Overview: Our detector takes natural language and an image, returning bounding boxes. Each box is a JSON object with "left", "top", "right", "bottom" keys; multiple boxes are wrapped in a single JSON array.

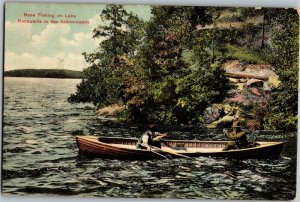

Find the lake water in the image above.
[{"left": 2, "top": 77, "right": 297, "bottom": 200}]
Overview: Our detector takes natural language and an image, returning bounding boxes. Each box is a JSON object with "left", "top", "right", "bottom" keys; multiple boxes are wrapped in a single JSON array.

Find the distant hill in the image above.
[{"left": 4, "top": 69, "right": 84, "bottom": 79}]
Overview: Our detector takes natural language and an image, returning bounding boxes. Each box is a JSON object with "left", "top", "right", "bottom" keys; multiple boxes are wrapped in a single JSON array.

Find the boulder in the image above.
[
  {"left": 246, "top": 79, "right": 264, "bottom": 87},
  {"left": 205, "top": 104, "right": 242, "bottom": 128},
  {"left": 249, "top": 87, "right": 261, "bottom": 96},
  {"left": 95, "top": 104, "right": 125, "bottom": 117},
  {"left": 207, "top": 115, "right": 235, "bottom": 128},
  {"left": 227, "top": 95, "right": 248, "bottom": 105}
]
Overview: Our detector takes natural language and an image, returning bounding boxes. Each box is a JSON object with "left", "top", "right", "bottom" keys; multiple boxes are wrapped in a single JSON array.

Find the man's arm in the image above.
[{"left": 152, "top": 132, "right": 168, "bottom": 141}]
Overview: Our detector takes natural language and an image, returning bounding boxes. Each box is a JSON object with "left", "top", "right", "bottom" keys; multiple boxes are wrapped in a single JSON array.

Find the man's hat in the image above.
[
  {"left": 148, "top": 124, "right": 156, "bottom": 129},
  {"left": 147, "top": 124, "right": 158, "bottom": 132}
]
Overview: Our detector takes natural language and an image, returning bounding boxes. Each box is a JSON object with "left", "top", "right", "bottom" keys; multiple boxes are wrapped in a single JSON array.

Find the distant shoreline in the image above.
[
  {"left": 4, "top": 76, "right": 83, "bottom": 80},
  {"left": 4, "top": 69, "right": 84, "bottom": 79}
]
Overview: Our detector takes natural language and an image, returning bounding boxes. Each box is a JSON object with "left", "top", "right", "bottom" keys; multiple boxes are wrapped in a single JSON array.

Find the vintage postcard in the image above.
[{"left": 2, "top": 2, "right": 298, "bottom": 200}]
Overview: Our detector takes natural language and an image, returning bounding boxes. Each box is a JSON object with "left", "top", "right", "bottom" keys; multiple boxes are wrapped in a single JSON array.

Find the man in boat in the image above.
[
  {"left": 222, "top": 121, "right": 249, "bottom": 151},
  {"left": 136, "top": 124, "right": 168, "bottom": 150}
]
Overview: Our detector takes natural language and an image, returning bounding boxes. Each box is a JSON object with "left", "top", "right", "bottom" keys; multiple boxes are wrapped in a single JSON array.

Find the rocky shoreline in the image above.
[
  {"left": 95, "top": 60, "right": 280, "bottom": 130},
  {"left": 205, "top": 60, "right": 279, "bottom": 129}
]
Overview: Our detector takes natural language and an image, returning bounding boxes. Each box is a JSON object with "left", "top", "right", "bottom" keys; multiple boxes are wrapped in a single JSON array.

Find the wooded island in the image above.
[{"left": 67, "top": 6, "right": 298, "bottom": 131}]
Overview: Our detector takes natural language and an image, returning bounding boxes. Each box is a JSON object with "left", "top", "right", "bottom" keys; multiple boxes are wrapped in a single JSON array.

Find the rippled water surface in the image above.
[{"left": 2, "top": 77, "right": 297, "bottom": 200}]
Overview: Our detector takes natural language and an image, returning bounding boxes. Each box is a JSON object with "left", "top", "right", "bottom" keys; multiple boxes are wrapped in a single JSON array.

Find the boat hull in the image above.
[
  {"left": 76, "top": 136, "right": 283, "bottom": 160},
  {"left": 76, "top": 136, "right": 160, "bottom": 160}
]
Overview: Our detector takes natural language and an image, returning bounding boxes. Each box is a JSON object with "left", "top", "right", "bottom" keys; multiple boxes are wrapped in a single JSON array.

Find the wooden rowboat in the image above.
[{"left": 76, "top": 136, "right": 283, "bottom": 160}]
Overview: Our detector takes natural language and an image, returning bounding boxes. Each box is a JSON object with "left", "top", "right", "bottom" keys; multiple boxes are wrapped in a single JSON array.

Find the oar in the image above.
[
  {"left": 151, "top": 133, "right": 191, "bottom": 159},
  {"left": 162, "top": 147, "right": 192, "bottom": 159},
  {"left": 151, "top": 146, "right": 191, "bottom": 159},
  {"left": 149, "top": 149, "right": 170, "bottom": 159}
]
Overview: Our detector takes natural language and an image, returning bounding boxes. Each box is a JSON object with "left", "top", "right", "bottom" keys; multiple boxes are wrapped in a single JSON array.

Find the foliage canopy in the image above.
[{"left": 69, "top": 6, "right": 298, "bottom": 130}]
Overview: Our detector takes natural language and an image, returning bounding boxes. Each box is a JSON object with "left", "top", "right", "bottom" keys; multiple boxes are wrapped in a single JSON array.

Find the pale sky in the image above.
[{"left": 4, "top": 2, "right": 152, "bottom": 71}]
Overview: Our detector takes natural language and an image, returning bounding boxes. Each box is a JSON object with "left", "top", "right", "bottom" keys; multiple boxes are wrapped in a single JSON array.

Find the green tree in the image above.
[
  {"left": 69, "top": 6, "right": 234, "bottom": 125},
  {"left": 69, "top": 5, "right": 144, "bottom": 107},
  {"left": 264, "top": 9, "right": 299, "bottom": 130},
  {"left": 91, "top": 5, "right": 130, "bottom": 68},
  {"left": 239, "top": 7, "right": 271, "bottom": 50},
  {"left": 129, "top": 6, "right": 231, "bottom": 124}
]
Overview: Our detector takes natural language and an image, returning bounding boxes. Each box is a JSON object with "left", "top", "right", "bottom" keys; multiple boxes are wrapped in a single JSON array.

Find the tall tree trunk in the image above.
[
  {"left": 261, "top": 9, "right": 265, "bottom": 49},
  {"left": 211, "top": 20, "right": 215, "bottom": 63}
]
